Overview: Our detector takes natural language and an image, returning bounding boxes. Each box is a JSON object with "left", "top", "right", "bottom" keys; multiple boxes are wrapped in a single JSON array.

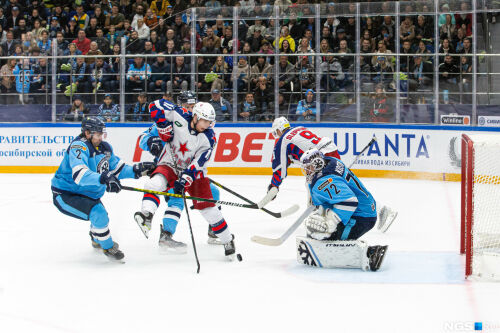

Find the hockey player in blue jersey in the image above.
[
  {"left": 296, "top": 148, "right": 388, "bottom": 271},
  {"left": 51, "top": 116, "right": 155, "bottom": 261},
  {"left": 134, "top": 91, "right": 224, "bottom": 252}
]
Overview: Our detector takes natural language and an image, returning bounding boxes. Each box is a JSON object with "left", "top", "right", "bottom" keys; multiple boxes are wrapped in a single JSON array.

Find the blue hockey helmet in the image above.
[{"left": 81, "top": 116, "right": 106, "bottom": 134}]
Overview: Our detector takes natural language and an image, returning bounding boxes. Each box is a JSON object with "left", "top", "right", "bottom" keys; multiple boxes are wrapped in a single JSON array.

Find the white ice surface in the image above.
[{"left": 1, "top": 174, "right": 499, "bottom": 333}]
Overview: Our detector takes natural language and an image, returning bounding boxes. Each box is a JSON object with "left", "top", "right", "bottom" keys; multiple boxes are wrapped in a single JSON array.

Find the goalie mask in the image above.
[{"left": 300, "top": 149, "right": 326, "bottom": 183}]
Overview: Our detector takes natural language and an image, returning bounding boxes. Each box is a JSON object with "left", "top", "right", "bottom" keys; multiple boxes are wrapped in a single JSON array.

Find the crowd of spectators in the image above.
[{"left": 0, "top": 0, "right": 482, "bottom": 122}]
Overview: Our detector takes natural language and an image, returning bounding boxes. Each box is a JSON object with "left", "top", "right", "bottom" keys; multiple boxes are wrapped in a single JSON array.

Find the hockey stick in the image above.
[
  {"left": 182, "top": 190, "right": 200, "bottom": 274},
  {"left": 348, "top": 136, "right": 377, "bottom": 169},
  {"left": 122, "top": 185, "right": 259, "bottom": 209},
  {"left": 208, "top": 178, "right": 299, "bottom": 218},
  {"left": 251, "top": 206, "right": 316, "bottom": 246}
]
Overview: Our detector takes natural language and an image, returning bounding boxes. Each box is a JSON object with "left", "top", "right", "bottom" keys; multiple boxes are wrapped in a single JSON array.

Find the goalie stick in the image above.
[
  {"left": 209, "top": 178, "right": 299, "bottom": 218},
  {"left": 251, "top": 206, "right": 316, "bottom": 246}
]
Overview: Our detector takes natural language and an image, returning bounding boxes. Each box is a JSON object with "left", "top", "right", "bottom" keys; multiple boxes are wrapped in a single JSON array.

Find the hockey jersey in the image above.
[
  {"left": 149, "top": 99, "right": 216, "bottom": 180},
  {"left": 309, "top": 157, "right": 377, "bottom": 225},
  {"left": 270, "top": 126, "right": 339, "bottom": 188},
  {"left": 51, "top": 135, "right": 135, "bottom": 199}
]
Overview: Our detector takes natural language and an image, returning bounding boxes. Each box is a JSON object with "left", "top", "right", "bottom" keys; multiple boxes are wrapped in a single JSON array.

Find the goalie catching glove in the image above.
[{"left": 304, "top": 207, "right": 341, "bottom": 241}]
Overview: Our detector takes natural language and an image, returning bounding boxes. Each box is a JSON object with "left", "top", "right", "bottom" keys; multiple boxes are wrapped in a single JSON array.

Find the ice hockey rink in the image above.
[{"left": 1, "top": 173, "right": 499, "bottom": 333}]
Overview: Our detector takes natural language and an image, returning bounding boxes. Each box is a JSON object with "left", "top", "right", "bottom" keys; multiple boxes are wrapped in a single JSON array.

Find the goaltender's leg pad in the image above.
[{"left": 296, "top": 236, "right": 370, "bottom": 271}]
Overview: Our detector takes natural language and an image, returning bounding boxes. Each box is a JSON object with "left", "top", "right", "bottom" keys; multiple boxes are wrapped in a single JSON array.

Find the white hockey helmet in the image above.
[
  {"left": 271, "top": 117, "right": 290, "bottom": 138},
  {"left": 193, "top": 102, "right": 216, "bottom": 123},
  {"left": 300, "top": 148, "right": 326, "bottom": 183}
]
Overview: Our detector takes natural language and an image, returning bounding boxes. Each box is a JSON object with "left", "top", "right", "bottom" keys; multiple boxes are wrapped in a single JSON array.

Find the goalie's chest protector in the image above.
[{"left": 169, "top": 111, "right": 208, "bottom": 168}]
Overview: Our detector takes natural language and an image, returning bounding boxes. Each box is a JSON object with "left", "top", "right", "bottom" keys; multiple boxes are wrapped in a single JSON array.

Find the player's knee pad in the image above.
[
  {"left": 144, "top": 173, "right": 167, "bottom": 192},
  {"left": 209, "top": 183, "right": 220, "bottom": 201},
  {"left": 200, "top": 206, "right": 224, "bottom": 224},
  {"left": 89, "top": 203, "right": 109, "bottom": 229}
]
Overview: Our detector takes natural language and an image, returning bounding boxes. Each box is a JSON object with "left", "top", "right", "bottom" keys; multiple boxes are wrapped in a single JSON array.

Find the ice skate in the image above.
[
  {"left": 223, "top": 234, "right": 236, "bottom": 260},
  {"left": 134, "top": 211, "right": 153, "bottom": 239},
  {"left": 89, "top": 231, "right": 100, "bottom": 249},
  {"left": 367, "top": 245, "right": 388, "bottom": 271},
  {"left": 377, "top": 206, "right": 398, "bottom": 233},
  {"left": 207, "top": 225, "right": 222, "bottom": 245},
  {"left": 158, "top": 225, "right": 187, "bottom": 254},
  {"left": 102, "top": 242, "right": 125, "bottom": 262}
]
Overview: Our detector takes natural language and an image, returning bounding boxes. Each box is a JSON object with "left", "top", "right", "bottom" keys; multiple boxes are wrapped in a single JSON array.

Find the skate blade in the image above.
[
  {"left": 207, "top": 238, "right": 222, "bottom": 245},
  {"left": 379, "top": 212, "right": 398, "bottom": 233},
  {"left": 159, "top": 245, "right": 188, "bottom": 255},
  {"left": 134, "top": 216, "right": 150, "bottom": 239}
]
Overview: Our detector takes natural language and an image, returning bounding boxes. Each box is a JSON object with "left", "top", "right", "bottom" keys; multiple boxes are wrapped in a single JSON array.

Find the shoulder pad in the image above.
[
  {"left": 322, "top": 157, "right": 345, "bottom": 177},
  {"left": 174, "top": 105, "right": 193, "bottom": 122},
  {"left": 203, "top": 128, "right": 217, "bottom": 148}
]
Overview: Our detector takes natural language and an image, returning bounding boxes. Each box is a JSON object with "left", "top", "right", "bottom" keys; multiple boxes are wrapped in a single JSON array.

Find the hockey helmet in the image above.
[
  {"left": 177, "top": 90, "right": 197, "bottom": 105},
  {"left": 193, "top": 102, "right": 216, "bottom": 123},
  {"left": 300, "top": 148, "right": 326, "bottom": 183},
  {"left": 271, "top": 117, "right": 290, "bottom": 138},
  {"left": 81, "top": 116, "right": 106, "bottom": 134}
]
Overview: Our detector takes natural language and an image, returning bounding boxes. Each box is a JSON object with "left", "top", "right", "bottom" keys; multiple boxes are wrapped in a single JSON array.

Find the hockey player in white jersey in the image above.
[
  {"left": 257, "top": 117, "right": 398, "bottom": 232},
  {"left": 134, "top": 99, "right": 236, "bottom": 258},
  {"left": 257, "top": 117, "right": 340, "bottom": 208}
]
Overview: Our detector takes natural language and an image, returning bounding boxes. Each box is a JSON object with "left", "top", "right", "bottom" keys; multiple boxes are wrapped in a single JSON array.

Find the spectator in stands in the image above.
[
  {"left": 126, "top": 30, "right": 145, "bottom": 54},
  {"left": 277, "top": 55, "right": 295, "bottom": 93},
  {"left": 372, "top": 39, "right": 394, "bottom": 67},
  {"left": 13, "top": 18, "right": 29, "bottom": 40},
  {"left": 459, "top": 55, "right": 473, "bottom": 103},
  {"left": 203, "top": 27, "right": 221, "bottom": 49},
  {"left": 380, "top": 16, "right": 395, "bottom": 42},
  {"left": 456, "top": 2, "right": 472, "bottom": 36},
  {"left": 167, "top": 56, "right": 190, "bottom": 94},
  {"left": 131, "top": 4, "right": 145, "bottom": 27},
  {"left": 73, "top": 30, "right": 91, "bottom": 55},
  {"left": 0, "top": 58, "right": 17, "bottom": 104},
  {"left": 108, "top": 44, "right": 122, "bottom": 76},
  {"left": 221, "top": 26, "right": 239, "bottom": 53},
  {"left": 90, "top": 57, "right": 116, "bottom": 93},
  {"left": 296, "top": 89, "right": 316, "bottom": 121},
  {"left": 335, "top": 39, "right": 353, "bottom": 71},
  {"left": 399, "top": 17, "right": 415, "bottom": 47},
  {"left": 439, "top": 54, "right": 459, "bottom": 92},
  {"left": 250, "top": 55, "right": 273, "bottom": 89},
  {"left": 52, "top": 6, "right": 68, "bottom": 28},
  {"left": 415, "top": 15, "right": 433, "bottom": 45},
  {"left": 274, "top": 26, "right": 296, "bottom": 53},
  {"left": 200, "top": 37, "right": 221, "bottom": 68},
  {"left": 440, "top": 14, "right": 456, "bottom": 40},
  {"left": 93, "top": 6, "right": 107, "bottom": 29},
  {"left": 408, "top": 55, "right": 433, "bottom": 102},
  {"left": 460, "top": 37, "right": 472, "bottom": 54},
  {"left": 363, "top": 83, "right": 393, "bottom": 123},
  {"left": 128, "top": 92, "right": 149, "bottom": 121},
  {"left": 64, "top": 96, "right": 89, "bottom": 122},
  {"left": 72, "top": 56, "right": 91, "bottom": 97},
  {"left": 296, "top": 56, "right": 314, "bottom": 92},
  {"left": 320, "top": 55, "right": 344, "bottom": 92},
  {"left": 6, "top": 6, "right": 21, "bottom": 30},
  {"left": 126, "top": 57, "right": 151, "bottom": 93},
  {"left": 149, "top": 54, "right": 169, "bottom": 93},
  {"left": 95, "top": 28, "right": 110, "bottom": 55},
  {"left": 98, "top": 94, "right": 120, "bottom": 122},
  {"left": 400, "top": 40, "right": 414, "bottom": 73},
  {"left": 0, "top": 9, "right": 6, "bottom": 33},
  {"left": 144, "top": 8, "right": 158, "bottom": 29},
  {"left": 65, "top": 18, "right": 80, "bottom": 40},
  {"left": 209, "top": 55, "right": 231, "bottom": 92},
  {"left": 247, "top": 27, "right": 264, "bottom": 53},
  {"left": 372, "top": 56, "right": 394, "bottom": 90},
  {"left": 73, "top": 5, "right": 90, "bottom": 30},
  {"left": 232, "top": 56, "right": 251, "bottom": 92},
  {"left": 453, "top": 28, "right": 466, "bottom": 53},
  {"left": 253, "top": 76, "right": 273, "bottom": 121},
  {"left": 133, "top": 18, "right": 150, "bottom": 40},
  {"left": 238, "top": 92, "right": 257, "bottom": 121},
  {"left": 173, "top": 14, "right": 189, "bottom": 41},
  {"left": 131, "top": 0, "right": 149, "bottom": 14},
  {"left": 416, "top": 40, "right": 432, "bottom": 63},
  {"left": 106, "top": 26, "right": 119, "bottom": 49},
  {"left": 48, "top": 17, "right": 62, "bottom": 39},
  {"left": 209, "top": 89, "right": 232, "bottom": 122},
  {"left": 37, "top": 30, "right": 51, "bottom": 55},
  {"left": 85, "top": 17, "right": 99, "bottom": 39},
  {"left": 438, "top": 3, "right": 456, "bottom": 27},
  {"left": 150, "top": 0, "right": 171, "bottom": 17},
  {"left": 105, "top": 4, "right": 125, "bottom": 32},
  {"left": 320, "top": 25, "right": 335, "bottom": 50},
  {"left": 277, "top": 92, "right": 290, "bottom": 116},
  {"left": 86, "top": 41, "right": 103, "bottom": 65},
  {"left": 247, "top": 18, "right": 267, "bottom": 39}
]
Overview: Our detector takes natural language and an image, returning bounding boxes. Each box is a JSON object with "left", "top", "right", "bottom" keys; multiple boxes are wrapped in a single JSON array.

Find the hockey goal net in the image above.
[{"left": 461, "top": 134, "right": 500, "bottom": 280}]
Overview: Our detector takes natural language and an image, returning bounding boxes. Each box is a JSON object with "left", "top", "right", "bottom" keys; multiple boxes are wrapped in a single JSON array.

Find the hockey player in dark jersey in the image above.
[{"left": 51, "top": 116, "right": 155, "bottom": 261}]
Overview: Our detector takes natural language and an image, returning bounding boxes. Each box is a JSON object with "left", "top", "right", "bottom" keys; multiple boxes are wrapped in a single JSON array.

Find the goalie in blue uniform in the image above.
[
  {"left": 51, "top": 116, "right": 155, "bottom": 261},
  {"left": 296, "top": 149, "right": 388, "bottom": 271}
]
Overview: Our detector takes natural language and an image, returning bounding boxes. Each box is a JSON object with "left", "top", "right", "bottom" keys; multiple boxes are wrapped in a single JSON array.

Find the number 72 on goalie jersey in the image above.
[{"left": 308, "top": 157, "right": 377, "bottom": 224}]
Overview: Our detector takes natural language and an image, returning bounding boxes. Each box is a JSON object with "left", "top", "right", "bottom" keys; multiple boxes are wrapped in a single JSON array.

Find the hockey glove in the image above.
[
  {"left": 174, "top": 173, "right": 193, "bottom": 194},
  {"left": 99, "top": 171, "right": 122, "bottom": 193},
  {"left": 157, "top": 121, "right": 174, "bottom": 142},
  {"left": 133, "top": 162, "right": 156, "bottom": 178},
  {"left": 257, "top": 184, "right": 279, "bottom": 209},
  {"left": 147, "top": 136, "right": 164, "bottom": 157}
]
